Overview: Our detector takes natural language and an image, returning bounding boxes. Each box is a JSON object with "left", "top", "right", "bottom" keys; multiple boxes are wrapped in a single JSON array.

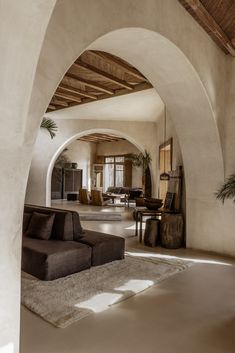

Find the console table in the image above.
[{"left": 135, "top": 207, "right": 163, "bottom": 243}]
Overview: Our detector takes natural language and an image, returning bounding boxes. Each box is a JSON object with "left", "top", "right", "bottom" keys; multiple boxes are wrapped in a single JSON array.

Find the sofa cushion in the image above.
[
  {"left": 78, "top": 230, "right": 125, "bottom": 266},
  {"left": 23, "top": 212, "right": 32, "bottom": 233},
  {"left": 22, "top": 238, "right": 92, "bottom": 280},
  {"left": 25, "top": 212, "right": 55, "bottom": 240},
  {"left": 24, "top": 205, "right": 76, "bottom": 241},
  {"left": 72, "top": 212, "right": 85, "bottom": 240}
]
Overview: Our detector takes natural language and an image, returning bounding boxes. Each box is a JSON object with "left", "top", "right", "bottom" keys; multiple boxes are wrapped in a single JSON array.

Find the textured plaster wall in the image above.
[
  {"left": 64, "top": 140, "right": 96, "bottom": 189},
  {"left": 0, "top": 1, "right": 56, "bottom": 352},
  {"left": 224, "top": 59, "right": 235, "bottom": 176},
  {"left": 26, "top": 120, "right": 158, "bottom": 206}
]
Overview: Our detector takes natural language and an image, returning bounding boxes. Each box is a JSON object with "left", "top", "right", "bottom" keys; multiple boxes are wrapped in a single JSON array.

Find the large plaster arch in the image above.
[
  {"left": 46, "top": 128, "right": 150, "bottom": 206},
  {"left": 28, "top": 15, "right": 226, "bottom": 252}
]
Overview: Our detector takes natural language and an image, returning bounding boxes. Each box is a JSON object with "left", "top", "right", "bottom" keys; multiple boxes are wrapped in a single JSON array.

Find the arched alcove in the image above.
[
  {"left": 27, "top": 22, "right": 225, "bottom": 252},
  {"left": 46, "top": 128, "right": 151, "bottom": 206}
]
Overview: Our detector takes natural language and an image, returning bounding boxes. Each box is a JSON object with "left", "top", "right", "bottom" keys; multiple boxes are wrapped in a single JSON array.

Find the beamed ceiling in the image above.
[
  {"left": 178, "top": 0, "right": 235, "bottom": 56},
  {"left": 77, "top": 133, "right": 126, "bottom": 144},
  {"left": 47, "top": 50, "right": 152, "bottom": 112},
  {"left": 47, "top": 1, "right": 234, "bottom": 113}
]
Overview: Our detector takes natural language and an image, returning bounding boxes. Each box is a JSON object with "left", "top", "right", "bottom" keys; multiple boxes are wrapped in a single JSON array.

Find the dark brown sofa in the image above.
[{"left": 22, "top": 204, "right": 125, "bottom": 280}]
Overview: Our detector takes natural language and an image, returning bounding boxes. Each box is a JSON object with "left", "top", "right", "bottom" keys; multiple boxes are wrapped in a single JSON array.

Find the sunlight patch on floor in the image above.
[
  {"left": 126, "top": 251, "right": 232, "bottom": 266},
  {"left": 75, "top": 292, "right": 123, "bottom": 313},
  {"left": 115, "top": 279, "right": 154, "bottom": 293}
]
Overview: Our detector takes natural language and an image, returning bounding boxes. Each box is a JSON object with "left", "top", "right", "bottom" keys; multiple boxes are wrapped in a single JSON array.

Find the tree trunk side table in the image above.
[{"left": 160, "top": 213, "right": 184, "bottom": 248}]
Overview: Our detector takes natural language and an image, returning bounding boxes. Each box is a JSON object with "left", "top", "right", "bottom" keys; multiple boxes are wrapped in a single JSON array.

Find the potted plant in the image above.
[
  {"left": 216, "top": 174, "right": 235, "bottom": 203},
  {"left": 127, "top": 149, "right": 152, "bottom": 197}
]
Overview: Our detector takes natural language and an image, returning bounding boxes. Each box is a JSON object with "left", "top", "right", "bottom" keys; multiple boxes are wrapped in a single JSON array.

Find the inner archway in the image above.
[{"left": 46, "top": 128, "right": 152, "bottom": 206}]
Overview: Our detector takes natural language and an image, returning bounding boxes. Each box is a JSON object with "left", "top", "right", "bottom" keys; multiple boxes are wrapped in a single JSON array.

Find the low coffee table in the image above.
[{"left": 104, "top": 193, "right": 127, "bottom": 204}]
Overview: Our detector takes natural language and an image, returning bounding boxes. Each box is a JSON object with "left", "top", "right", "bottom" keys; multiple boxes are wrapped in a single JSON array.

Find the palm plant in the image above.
[
  {"left": 127, "top": 149, "right": 152, "bottom": 195},
  {"left": 40, "top": 117, "right": 58, "bottom": 139},
  {"left": 215, "top": 174, "right": 235, "bottom": 203}
]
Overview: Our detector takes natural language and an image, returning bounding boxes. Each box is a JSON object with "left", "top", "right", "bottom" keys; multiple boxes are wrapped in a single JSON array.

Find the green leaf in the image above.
[
  {"left": 40, "top": 117, "right": 58, "bottom": 139},
  {"left": 215, "top": 174, "right": 235, "bottom": 204}
]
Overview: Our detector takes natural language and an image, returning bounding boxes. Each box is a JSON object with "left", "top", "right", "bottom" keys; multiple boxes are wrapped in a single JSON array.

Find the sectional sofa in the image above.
[{"left": 22, "top": 204, "right": 125, "bottom": 281}]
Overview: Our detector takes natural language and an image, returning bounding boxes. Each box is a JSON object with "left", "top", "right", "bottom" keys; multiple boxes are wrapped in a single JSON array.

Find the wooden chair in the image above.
[
  {"left": 79, "top": 188, "right": 90, "bottom": 204},
  {"left": 91, "top": 189, "right": 111, "bottom": 206}
]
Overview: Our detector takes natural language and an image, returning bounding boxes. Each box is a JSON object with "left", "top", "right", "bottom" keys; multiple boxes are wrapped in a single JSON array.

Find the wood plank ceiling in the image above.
[
  {"left": 178, "top": 0, "right": 235, "bottom": 56},
  {"left": 77, "top": 133, "right": 126, "bottom": 144},
  {"left": 47, "top": 50, "right": 152, "bottom": 112}
]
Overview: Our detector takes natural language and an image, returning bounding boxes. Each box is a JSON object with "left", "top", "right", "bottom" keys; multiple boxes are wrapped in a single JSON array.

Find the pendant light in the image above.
[{"left": 160, "top": 107, "right": 170, "bottom": 181}]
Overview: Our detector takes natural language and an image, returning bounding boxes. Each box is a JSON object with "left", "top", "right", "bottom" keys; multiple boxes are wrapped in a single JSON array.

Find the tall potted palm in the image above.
[
  {"left": 216, "top": 174, "right": 235, "bottom": 203},
  {"left": 127, "top": 149, "right": 152, "bottom": 196}
]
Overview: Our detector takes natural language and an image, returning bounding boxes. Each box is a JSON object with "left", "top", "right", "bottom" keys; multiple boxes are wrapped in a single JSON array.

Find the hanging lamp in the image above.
[{"left": 160, "top": 107, "right": 170, "bottom": 181}]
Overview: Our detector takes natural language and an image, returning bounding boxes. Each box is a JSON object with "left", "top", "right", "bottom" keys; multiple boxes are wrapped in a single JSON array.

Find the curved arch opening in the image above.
[
  {"left": 46, "top": 128, "right": 150, "bottom": 206},
  {"left": 29, "top": 25, "right": 224, "bottom": 251}
]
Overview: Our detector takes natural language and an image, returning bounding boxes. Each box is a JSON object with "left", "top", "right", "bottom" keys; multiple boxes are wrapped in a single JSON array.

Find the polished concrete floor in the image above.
[{"left": 20, "top": 201, "right": 235, "bottom": 353}]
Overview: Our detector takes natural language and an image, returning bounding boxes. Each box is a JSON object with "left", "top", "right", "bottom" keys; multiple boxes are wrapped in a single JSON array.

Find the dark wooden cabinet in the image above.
[{"left": 51, "top": 167, "right": 82, "bottom": 200}]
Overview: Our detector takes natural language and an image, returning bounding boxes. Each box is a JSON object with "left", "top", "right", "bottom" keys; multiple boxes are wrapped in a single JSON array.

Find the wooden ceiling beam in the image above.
[
  {"left": 48, "top": 104, "right": 56, "bottom": 110},
  {"left": 89, "top": 50, "right": 148, "bottom": 81},
  {"left": 78, "top": 135, "right": 126, "bottom": 143},
  {"left": 80, "top": 82, "right": 152, "bottom": 106},
  {"left": 65, "top": 73, "right": 114, "bottom": 95},
  {"left": 74, "top": 60, "right": 134, "bottom": 90},
  {"left": 54, "top": 91, "right": 82, "bottom": 103},
  {"left": 58, "top": 83, "right": 97, "bottom": 100},
  {"left": 178, "top": 0, "right": 235, "bottom": 57},
  {"left": 51, "top": 98, "right": 69, "bottom": 107}
]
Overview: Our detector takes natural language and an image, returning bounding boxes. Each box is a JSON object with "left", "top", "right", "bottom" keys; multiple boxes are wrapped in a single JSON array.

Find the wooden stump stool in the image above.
[
  {"left": 144, "top": 218, "right": 160, "bottom": 247},
  {"left": 160, "top": 213, "right": 184, "bottom": 249}
]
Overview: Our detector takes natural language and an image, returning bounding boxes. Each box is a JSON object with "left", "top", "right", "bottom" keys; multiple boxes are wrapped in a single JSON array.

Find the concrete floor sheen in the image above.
[{"left": 20, "top": 202, "right": 235, "bottom": 353}]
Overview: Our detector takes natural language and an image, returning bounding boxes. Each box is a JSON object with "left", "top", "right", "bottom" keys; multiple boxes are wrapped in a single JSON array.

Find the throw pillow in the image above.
[
  {"left": 25, "top": 212, "right": 55, "bottom": 240},
  {"left": 23, "top": 213, "right": 32, "bottom": 234}
]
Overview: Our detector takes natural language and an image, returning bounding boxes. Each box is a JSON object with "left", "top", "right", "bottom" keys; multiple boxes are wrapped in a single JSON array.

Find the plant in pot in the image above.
[
  {"left": 127, "top": 150, "right": 162, "bottom": 208},
  {"left": 127, "top": 149, "right": 152, "bottom": 196},
  {"left": 215, "top": 174, "right": 235, "bottom": 203}
]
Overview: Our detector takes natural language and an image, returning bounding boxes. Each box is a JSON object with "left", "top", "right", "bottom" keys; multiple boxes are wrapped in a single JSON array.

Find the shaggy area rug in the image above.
[{"left": 21, "top": 252, "right": 191, "bottom": 328}]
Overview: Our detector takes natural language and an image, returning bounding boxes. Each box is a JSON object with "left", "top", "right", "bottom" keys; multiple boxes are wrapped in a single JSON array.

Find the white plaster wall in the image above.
[
  {"left": 96, "top": 140, "right": 143, "bottom": 187},
  {"left": 0, "top": 2, "right": 56, "bottom": 352},
  {"left": 224, "top": 59, "right": 235, "bottom": 176},
  {"left": 26, "top": 120, "right": 158, "bottom": 206},
  {"left": 64, "top": 140, "right": 96, "bottom": 189}
]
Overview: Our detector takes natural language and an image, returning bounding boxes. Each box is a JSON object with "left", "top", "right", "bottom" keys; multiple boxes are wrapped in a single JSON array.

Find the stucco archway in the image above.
[
  {"left": 28, "top": 23, "right": 225, "bottom": 253},
  {"left": 46, "top": 128, "right": 151, "bottom": 206}
]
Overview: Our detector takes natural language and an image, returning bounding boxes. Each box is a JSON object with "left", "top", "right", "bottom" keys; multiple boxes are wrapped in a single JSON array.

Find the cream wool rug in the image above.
[{"left": 21, "top": 252, "right": 191, "bottom": 328}]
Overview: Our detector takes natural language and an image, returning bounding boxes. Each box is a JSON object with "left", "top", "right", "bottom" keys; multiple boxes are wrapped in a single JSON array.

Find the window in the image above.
[{"left": 104, "top": 156, "right": 125, "bottom": 188}]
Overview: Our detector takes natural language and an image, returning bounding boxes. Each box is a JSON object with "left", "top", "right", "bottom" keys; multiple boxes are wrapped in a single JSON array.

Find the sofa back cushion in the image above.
[
  {"left": 23, "top": 212, "right": 32, "bottom": 233},
  {"left": 24, "top": 205, "right": 84, "bottom": 241},
  {"left": 72, "top": 212, "right": 84, "bottom": 240},
  {"left": 25, "top": 212, "right": 55, "bottom": 240}
]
